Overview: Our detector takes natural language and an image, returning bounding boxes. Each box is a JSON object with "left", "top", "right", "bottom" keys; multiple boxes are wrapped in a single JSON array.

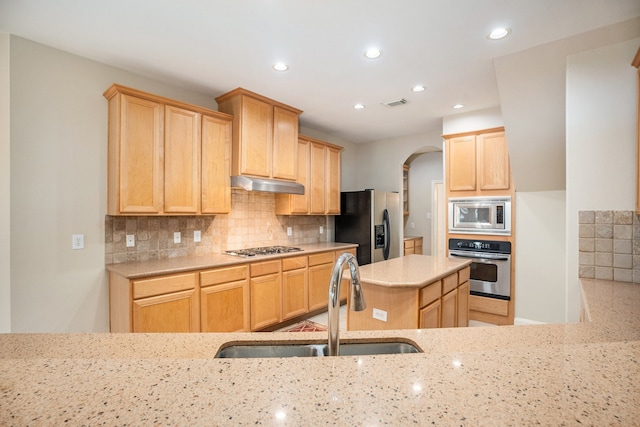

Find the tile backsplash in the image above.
[
  {"left": 578, "top": 210, "right": 640, "bottom": 283},
  {"left": 105, "top": 189, "right": 330, "bottom": 264}
]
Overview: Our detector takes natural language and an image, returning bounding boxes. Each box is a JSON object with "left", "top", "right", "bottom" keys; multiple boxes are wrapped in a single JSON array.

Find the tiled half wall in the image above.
[
  {"left": 105, "top": 189, "right": 328, "bottom": 264},
  {"left": 578, "top": 210, "right": 640, "bottom": 283}
]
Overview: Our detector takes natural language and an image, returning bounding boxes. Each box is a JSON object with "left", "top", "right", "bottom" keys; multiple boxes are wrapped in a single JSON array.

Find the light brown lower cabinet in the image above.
[
  {"left": 457, "top": 281, "right": 470, "bottom": 327},
  {"left": 404, "top": 237, "right": 423, "bottom": 256},
  {"left": 281, "top": 256, "right": 309, "bottom": 320},
  {"left": 249, "top": 260, "right": 282, "bottom": 330},
  {"left": 349, "top": 266, "right": 470, "bottom": 331},
  {"left": 200, "top": 265, "right": 249, "bottom": 332},
  {"left": 130, "top": 272, "right": 199, "bottom": 333},
  {"left": 419, "top": 299, "right": 441, "bottom": 328},
  {"left": 308, "top": 251, "right": 335, "bottom": 311},
  {"left": 108, "top": 247, "right": 357, "bottom": 333}
]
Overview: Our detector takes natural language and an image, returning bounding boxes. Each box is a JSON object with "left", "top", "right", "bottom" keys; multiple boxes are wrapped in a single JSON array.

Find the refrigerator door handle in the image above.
[{"left": 383, "top": 209, "right": 390, "bottom": 260}]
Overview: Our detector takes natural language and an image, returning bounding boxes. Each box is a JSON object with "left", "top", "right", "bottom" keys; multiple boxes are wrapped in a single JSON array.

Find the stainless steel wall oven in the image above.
[{"left": 448, "top": 238, "right": 511, "bottom": 300}]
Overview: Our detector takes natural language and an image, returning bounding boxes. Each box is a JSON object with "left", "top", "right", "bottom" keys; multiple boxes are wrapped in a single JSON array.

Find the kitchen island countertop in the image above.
[
  {"left": 1, "top": 278, "right": 639, "bottom": 425},
  {"left": 356, "top": 254, "right": 471, "bottom": 287}
]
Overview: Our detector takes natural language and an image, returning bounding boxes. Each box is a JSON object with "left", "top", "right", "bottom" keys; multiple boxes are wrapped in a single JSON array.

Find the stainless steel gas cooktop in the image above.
[{"left": 225, "top": 246, "right": 303, "bottom": 257}]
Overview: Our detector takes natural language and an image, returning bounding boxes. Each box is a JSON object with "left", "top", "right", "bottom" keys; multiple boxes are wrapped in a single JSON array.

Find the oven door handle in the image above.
[{"left": 450, "top": 252, "right": 510, "bottom": 261}]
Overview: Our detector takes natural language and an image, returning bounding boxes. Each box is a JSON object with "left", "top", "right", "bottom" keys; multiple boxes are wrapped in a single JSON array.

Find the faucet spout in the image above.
[{"left": 328, "top": 252, "right": 366, "bottom": 356}]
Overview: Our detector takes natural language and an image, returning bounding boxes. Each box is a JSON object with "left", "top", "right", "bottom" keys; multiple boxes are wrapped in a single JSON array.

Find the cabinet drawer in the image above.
[
  {"left": 282, "top": 256, "right": 308, "bottom": 271},
  {"left": 404, "top": 240, "right": 415, "bottom": 250},
  {"left": 250, "top": 260, "right": 281, "bottom": 277},
  {"left": 470, "top": 295, "right": 509, "bottom": 316},
  {"left": 458, "top": 266, "right": 470, "bottom": 284},
  {"left": 309, "top": 251, "right": 334, "bottom": 266},
  {"left": 200, "top": 265, "right": 248, "bottom": 287},
  {"left": 133, "top": 272, "right": 196, "bottom": 299},
  {"left": 442, "top": 273, "right": 458, "bottom": 295},
  {"left": 419, "top": 280, "right": 441, "bottom": 307}
]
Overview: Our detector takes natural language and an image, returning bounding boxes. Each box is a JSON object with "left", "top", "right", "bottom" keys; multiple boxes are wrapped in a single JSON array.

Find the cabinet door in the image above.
[
  {"left": 250, "top": 273, "right": 281, "bottom": 330},
  {"left": 282, "top": 268, "right": 309, "bottom": 320},
  {"left": 201, "top": 280, "right": 249, "bottom": 332},
  {"left": 441, "top": 289, "right": 458, "bottom": 328},
  {"left": 201, "top": 114, "right": 232, "bottom": 214},
  {"left": 325, "top": 145, "right": 341, "bottom": 214},
  {"left": 272, "top": 106, "right": 299, "bottom": 181},
  {"left": 133, "top": 289, "right": 198, "bottom": 333},
  {"left": 116, "top": 94, "right": 163, "bottom": 214},
  {"left": 419, "top": 299, "right": 441, "bottom": 329},
  {"left": 309, "top": 142, "right": 327, "bottom": 214},
  {"left": 446, "top": 135, "right": 476, "bottom": 191},
  {"left": 239, "top": 95, "right": 273, "bottom": 177},
  {"left": 308, "top": 262, "right": 332, "bottom": 311},
  {"left": 457, "top": 281, "right": 470, "bottom": 327},
  {"left": 477, "top": 131, "right": 510, "bottom": 190},
  {"left": 164, "top": 105, "right": 200, "bottom": 213},
  {"left": 275, "top": 138, "right": 310, "bottom": 214}
]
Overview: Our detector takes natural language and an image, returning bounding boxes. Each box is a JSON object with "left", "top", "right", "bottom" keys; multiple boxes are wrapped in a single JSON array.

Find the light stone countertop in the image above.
[
  {"left": 106, "top": 242, "right": 358, "bottom": 279},
  {"left": 357, "top": 254, "right": 471, "bottom": 287},
  {"left": 1, "top": 279, "right": 639, "bottom": 425}
]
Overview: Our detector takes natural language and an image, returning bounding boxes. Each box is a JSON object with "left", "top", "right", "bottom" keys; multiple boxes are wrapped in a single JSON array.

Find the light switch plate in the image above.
[
  {"left": 320, "top": 225, "right": 324, "bottom": 234},
  {"left": 194, "top": 230, "right": 201, "bottom": 242},
  {"left": 287, "top": 226, "right": 292, "bottom": 236}
]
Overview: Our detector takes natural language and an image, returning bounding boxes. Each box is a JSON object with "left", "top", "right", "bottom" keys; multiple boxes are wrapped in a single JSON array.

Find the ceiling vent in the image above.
[{"left": 382, "top": 98, "right": 408, "bottom": 107}]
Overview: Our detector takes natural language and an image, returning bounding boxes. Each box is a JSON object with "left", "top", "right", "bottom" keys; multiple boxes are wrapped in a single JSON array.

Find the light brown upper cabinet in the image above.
[
  {"left": 104, "top": 84, "right": 233, "bottom": 216},
  {"left": 215, "top": 88, "right": 302, "bottom": 181},
  {"left": 444, "top": 128, "right": 511, "bottom": 195},
  {"left": 275, "top": 135, "right": 343, "bottom": 215}
]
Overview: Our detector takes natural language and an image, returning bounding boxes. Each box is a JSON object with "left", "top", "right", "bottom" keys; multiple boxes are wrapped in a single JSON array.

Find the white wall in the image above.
[
  {"left": 565, "top": 38, "right": 639, "bottom": 321},
  {"left": 8, "top": 36, "right": 221, "bottom": 332},
  {"left": 442, "top": 108, "right": 503, "bottom": 136},
  {"left": 404, "top": 152, "right": 443, "bottom": 255},
  {"left": 0, "top": 33, "right": 10, "bottom": 332},
  {"left": 514, "top": 191, "right": 566, "bottom": 324}
]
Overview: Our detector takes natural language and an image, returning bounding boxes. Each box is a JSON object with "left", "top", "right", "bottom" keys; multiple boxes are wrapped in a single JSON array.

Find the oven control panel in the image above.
[{"left": 449, "top": 238, "right": 511, "bottom": 254}]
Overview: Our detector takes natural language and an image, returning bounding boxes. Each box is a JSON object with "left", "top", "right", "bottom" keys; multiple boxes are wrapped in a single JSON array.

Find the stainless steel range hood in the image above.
[{"left": 230, "top": 175, "right": 305, "bottom": 195}]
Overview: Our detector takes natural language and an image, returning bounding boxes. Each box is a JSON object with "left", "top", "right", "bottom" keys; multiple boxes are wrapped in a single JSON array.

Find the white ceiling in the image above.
[{"left": 1, "top": 0, "right": 639, "bottom": 144}]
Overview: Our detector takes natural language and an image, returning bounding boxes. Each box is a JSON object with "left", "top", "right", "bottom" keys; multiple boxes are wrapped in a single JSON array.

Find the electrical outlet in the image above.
[
  {"left": 410, "top": 222, "right": 415, "bottom": 229},
  {"left": 194, "top": 230, "right": 201, "bottom": 242},
  {"left": 174, "top": 232, "right": 181, "bottom": 244},
  {"left": 72, "top": 234, "right": 84, "bottom": 250},
  {"left": 372, "top": 308, "right": 388, "bottom": 322},
  {"left": 320, "top": 225, "right": 324, "bottom": 234},
  {"left": 287, "top": 226, "right": 292, "bottom": 237},
  {"left": 126, "top": 234, "right": 135, "bottom": 247}
]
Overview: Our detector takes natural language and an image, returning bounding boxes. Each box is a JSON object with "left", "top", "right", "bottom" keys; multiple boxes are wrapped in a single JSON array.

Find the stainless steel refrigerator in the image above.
[{"left": 334, "top": 190, "right": 400, "bottom": 265}]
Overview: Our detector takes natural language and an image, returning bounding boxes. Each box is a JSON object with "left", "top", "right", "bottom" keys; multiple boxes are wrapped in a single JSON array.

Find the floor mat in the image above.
[{"left": 281, "top": 320, "right": 327, "bottom": 332}]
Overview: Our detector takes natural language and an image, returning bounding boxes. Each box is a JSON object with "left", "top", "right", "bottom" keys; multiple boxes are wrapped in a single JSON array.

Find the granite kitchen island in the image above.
[
  {"left": 348, "top": 254, "right": 472, "bottom": 330},
  {"left": 1, "top": 279, "right": 639, "bottom": 425}
]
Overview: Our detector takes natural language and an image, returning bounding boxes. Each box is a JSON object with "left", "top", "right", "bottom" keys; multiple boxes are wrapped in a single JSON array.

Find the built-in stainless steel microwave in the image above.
[{"left": 448, "top": 196, "right": 511, "bottom": 235}]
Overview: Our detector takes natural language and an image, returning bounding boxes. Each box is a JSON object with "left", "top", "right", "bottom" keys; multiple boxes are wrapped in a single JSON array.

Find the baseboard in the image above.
[{"left": 514, "top": 317, "right": 546, "bottom": 326}]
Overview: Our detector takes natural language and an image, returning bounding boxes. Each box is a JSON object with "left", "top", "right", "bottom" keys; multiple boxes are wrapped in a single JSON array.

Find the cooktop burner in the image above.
[{"left": 225, "top": 246, "right": 303, "bottom": 257}]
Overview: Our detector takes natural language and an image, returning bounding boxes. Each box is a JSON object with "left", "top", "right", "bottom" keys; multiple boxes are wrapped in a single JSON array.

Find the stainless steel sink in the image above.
[{"left": 215, "top": 340, "right": 422, "bottom": 358}]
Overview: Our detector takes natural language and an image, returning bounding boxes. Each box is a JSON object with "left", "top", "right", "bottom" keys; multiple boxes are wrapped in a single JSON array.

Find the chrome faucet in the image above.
[{"left": 328, "top": 252, "right": 366, "bottom": 356}]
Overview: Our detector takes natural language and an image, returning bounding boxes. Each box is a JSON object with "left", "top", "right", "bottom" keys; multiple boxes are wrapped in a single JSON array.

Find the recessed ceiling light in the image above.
[
  {"left": 452, "top": 104, "right": 465, "bottom": 109},
  {"left": 364, "top": 48, "right": 382, "bottom": 59},
  {"left": 488, "top": 27, "right": 511, "bottom": 40},
  {"left": 412, "top": 85, "right": 426, "bottom": 92},
  {"left": 353, "top": 103, "right": 366, "bottom": 110},
  {"left": 273, "top": 62, "right": 289, "bottom": 71}
]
